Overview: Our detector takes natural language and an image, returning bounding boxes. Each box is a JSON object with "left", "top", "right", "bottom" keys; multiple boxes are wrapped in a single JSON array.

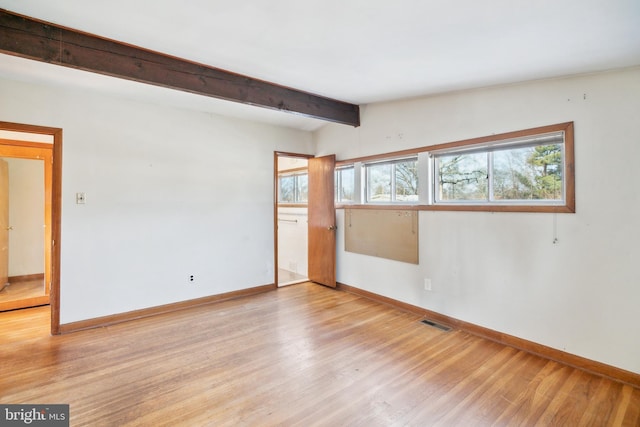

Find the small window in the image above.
[
  {"left": 278, "top": 172, "right": 308, "bottom": 204},
  {"left": 365, "top": 157, "right": 418, "bottom": 203},
  {"left": 336, "top": 166, "right": 355, "bottom": 203},
  {"left": 433, "top": 130, "right": 568, "bottom": 207}
]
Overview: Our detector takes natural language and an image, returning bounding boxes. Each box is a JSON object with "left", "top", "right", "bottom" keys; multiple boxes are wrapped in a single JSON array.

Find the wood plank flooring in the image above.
[
  {"left": 0, "top": 279, "right": 45, "bottom": 303},
  {"left": 1, "top": 282, "right": 638, "bottom": 426}
]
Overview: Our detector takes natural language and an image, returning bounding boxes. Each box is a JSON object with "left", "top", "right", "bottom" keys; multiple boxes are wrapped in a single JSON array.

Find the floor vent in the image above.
[{"left": 420, "top": 319, "right": 451, "bottom": 332}]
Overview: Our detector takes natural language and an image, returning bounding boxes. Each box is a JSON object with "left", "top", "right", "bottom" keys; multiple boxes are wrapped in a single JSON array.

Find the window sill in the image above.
[
  {"left": 336, "top": 203, "right": 574, "bottom": 213},
  {"left": 277, "top": 203, "right": 308, "bottom": 208}
]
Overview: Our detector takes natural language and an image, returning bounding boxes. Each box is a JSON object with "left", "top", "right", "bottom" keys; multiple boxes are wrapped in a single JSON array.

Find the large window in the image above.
[
  {"left": 365, "top": 157, "right": 418, "bottom": 203},
  {"left": 433, "top": 131, "right": 566, "bottom": 206},
  {"left": 334, "top": 122, "right": 574, "bottom": 213},
  {"left": 278, "top": 172, "right": 308, "bottom": 204}
]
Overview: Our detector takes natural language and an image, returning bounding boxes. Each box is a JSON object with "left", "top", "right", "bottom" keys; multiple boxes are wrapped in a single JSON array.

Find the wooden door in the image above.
[
  {"left": 308, "top": 155, "right": 336, "bottom": 287},
  {"left": 0, "top": 159, "right": 8, "bottom": 292}
]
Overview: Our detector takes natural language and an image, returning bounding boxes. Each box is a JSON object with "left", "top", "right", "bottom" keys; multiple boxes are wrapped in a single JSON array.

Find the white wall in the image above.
[
  {"left": 0, "top": 78, "right": 312, "bottom": 324},
  {"left": 314, "top": 67, "right": 640, "bottom": 374},
  {"left": 6, "top": 157, "right": 45, "bottom": 276}
]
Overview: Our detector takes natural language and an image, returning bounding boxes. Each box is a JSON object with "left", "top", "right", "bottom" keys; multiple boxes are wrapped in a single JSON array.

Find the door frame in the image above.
[
  {"left": 273, "top": 151, "right": 313, "bottom": 286},
  {"left": 0, "top": 121, "right": 62, "bottom": 335}
]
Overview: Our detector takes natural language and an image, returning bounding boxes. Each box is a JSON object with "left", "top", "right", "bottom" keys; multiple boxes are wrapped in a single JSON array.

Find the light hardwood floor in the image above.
[
  {"left": 1, "top": 282, "right": 638, "bottom": 426},
  {"left": 278, "top": 268, "right": 307, "bottom": 286},
  {"left": 0, "top": 279, "right": 45, "bottom": 303}
]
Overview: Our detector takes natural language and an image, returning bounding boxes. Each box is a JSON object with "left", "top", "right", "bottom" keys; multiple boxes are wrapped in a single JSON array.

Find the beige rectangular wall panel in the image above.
[{"left": 345, "top": 209, "right": 418, "bottom": 264}]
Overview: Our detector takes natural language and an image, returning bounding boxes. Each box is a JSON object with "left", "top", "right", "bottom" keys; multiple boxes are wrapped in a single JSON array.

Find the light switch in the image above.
[{"left": 76, "top": 192, "right": 86, "bottom": 204}]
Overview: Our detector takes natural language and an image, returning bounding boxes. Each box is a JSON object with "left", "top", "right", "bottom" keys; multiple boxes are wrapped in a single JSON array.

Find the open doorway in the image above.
[
  {"left": 0, "top": 139, "right": 51, "bottom": 312},
  {"left": 275, "top": 152, "right": 312, "bottom": 286},
  {"left": 0, "top": 153, "right": 48, "bottom": 307},
  {"left": 0, "top": 122, "right": 61, "bottom": 335}
]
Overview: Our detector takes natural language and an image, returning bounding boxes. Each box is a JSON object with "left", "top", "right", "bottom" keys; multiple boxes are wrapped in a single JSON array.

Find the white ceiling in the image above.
[{"left": 1, "top": 0, "right": 639, "bottom": 131}]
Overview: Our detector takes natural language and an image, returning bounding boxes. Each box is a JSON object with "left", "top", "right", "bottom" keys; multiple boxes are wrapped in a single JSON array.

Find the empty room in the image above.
[{"left": 1, "top": 1, "right": 640, "bottom": 425}]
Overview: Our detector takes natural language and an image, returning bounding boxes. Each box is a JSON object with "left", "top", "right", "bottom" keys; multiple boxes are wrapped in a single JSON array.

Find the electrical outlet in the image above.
[
  {"left": 189, "top": 275, "right": 195, "bottom": 283},
  {"left": 424, "top": 278, "right": 432, "bottom": 291}
]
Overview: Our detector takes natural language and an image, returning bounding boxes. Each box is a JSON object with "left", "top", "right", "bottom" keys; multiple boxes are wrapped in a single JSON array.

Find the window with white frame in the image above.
[
  {"left": 278, "top": 172, "right": 308, "bottom": 204},
  {"left": 365, "top": 157, "right": 418, "bottom": 203},
  {"left": 335, "top": 166, "right": 355, "bottom": 203},
  {"left": 432, "top": 131, "right": 566, "bottom": 205},
  {"left": 333, "top": 123, "right": 574, "bottom": 212}
]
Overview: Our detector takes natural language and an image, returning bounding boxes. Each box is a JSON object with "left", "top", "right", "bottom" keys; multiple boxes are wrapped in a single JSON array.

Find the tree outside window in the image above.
[
  {"left": 435, "top": 142, "right": 564, "bottom": 203},
  {"left": 366, "top": 158, "right": 418, "bottom": 203}
]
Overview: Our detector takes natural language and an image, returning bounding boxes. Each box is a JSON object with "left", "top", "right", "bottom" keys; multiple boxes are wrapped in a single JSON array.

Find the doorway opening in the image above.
[
  {"left": 274, "top": 152, "right": 312, "bottom": 287},
  {"left": 0, "top": 150, "right": 48, "bottom": 309},
  {"left": 0, "top": 122, "right": 62, "bottom": 335}
]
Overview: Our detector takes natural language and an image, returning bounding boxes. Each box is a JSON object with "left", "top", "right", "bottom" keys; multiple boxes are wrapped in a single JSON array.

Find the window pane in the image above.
[
  {"left": 296, "top": 174, "right": 308, "bottom": 203},
  {"left": 337, "top": 167, "right": 354, "bottom": 202},
  {"left": 493, "top": 144, "right": 563, "bottom": 200},
  {"left": 367, "top": 163, "right": 392, "bottom": 202},
  {"left": 395, "top": 160, "right": 418, "bottom": 202},
  {"left": 279, "top": 176, "right": 295, "bottom": 202},
  {"left": 437, "top": 153, "right": 488, "bottom": 201}
]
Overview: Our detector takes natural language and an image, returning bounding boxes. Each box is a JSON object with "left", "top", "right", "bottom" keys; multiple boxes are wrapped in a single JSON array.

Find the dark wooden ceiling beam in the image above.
[{"left": 0, "top": 9, "right": 360, "bottom": 127}]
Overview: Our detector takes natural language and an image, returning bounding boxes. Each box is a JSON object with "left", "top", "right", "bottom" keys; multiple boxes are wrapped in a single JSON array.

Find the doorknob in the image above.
[
  {"left": 327, "top": 225, "right": 337, "bottom": 231},
  {"left": 6, "top": 226, "right": 13, "bottom": 231}
]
